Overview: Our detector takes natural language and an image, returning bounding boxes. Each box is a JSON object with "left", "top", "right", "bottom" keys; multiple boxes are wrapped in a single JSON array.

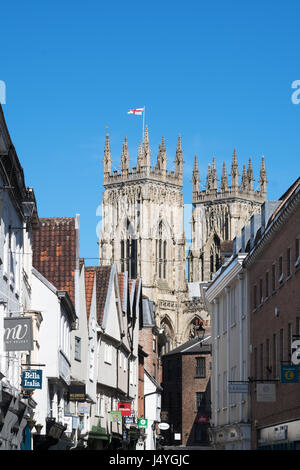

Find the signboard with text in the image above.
[
  {"left": 118, "top": 402, "right": 131, "bottom": 416},
  {"left": 22, "top": 370, "right": 42, "bottom": 389},
  {"left": 256, "top": 383, "right": 276, "bottom": 402},
  {"left": 4, "top": 317, "right": 33, "bottom": 351},
  {"left": 281, "top": 365, "right": 298, "bottom": 383}
]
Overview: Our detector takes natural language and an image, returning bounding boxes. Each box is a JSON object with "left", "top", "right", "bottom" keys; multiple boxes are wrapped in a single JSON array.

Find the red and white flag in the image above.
[{"left": 127, "top": 108, "right": 144, "bottom": 115}]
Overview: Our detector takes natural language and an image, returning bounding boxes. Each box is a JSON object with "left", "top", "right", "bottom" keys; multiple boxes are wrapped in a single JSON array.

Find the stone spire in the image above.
[
  {"left": 175, "top": 134, "right": 183, "bottom": 183},
  {"left": 247, "top": 157, "right": 254, "bottom": 191},
  {"left": 206, "top": 164, "right": 212, "bottom": 191},
  {"left": 143, "top": 125, "right": 151, "bottom": 168},
  {"left": 240, "top": 164, "right": 248, "bottom": 191},
  {"left": 121, "top": 136, "right": 129, "bottom": 175},
  {"left": 230, "top": 148, "right": 239, "bottom": 189},
  {"left": 192, "top": 155, "right": 199, "bottom": 194},
  {"left": 157, "top": 136, "right": 167, "bottom": 173},
  {"left": 103, "top": 133, "right": 111, "bottom": 180},
  {"left": 211, "top": 157, "right": 217, "bottom": 190},
  {"left": 259, "top": 155, "right": 267, "bottom": 197},
  {"left": 136, "top": 141, "right": 143, "bottom": 171},
  {"left": 220, "top": 162, "right": 228, "bottom": 191}
]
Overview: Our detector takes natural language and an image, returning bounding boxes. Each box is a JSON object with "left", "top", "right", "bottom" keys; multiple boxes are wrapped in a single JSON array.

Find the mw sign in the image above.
[{"left": 4, "top": 317, "right": 33, "bottom": 351}]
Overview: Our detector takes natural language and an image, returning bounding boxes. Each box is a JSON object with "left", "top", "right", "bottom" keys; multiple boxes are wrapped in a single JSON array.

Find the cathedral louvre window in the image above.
[
  {"left": 120, "top": 238, "right": 137, "bottom": 279},
  {"left": 156, "top": 222, "right": 167, "bottom": 279}
]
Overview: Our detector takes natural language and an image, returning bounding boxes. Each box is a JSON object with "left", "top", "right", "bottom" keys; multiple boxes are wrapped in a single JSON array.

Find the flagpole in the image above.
[{"left": 142, "top": 106, "right": 145, "bottom": 142}]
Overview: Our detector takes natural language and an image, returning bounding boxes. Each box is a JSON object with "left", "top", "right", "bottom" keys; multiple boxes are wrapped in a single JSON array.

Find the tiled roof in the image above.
[
  {"left": 85, "top": 267, "right": 96, "bottom": 321},
  {"left": 32, "top": 217, "right": 77, "bottom": 307},
  {"left": 118, "top": 272, "right": 126, "bottom": 314},
  {"left": 95, "top": 266, "right": 112, "bottom": 326}
]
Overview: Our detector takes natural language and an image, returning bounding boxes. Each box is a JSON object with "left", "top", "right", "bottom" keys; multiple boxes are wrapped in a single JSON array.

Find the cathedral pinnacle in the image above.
[
  {"left": 247, "top": 157, "right": 254, "bottom": 191},
  {"left": 220, "top": 161, "right": 228, "bottom": 191},
  {"left": 175, "top": 134, "right": 183, "bottom": 182},
  {"left": 104, "top": 133, "right": 111, "bottom": 179},
  {"left": 192, "top": 155, "right": 199, "bottom": 193},
  {"left": 211, "top": 157, "right": 217, "bottom": 190},
  {"left": 143, "top": 125, "right": 151, "bottom": 168},
  {"left": 231, "top": 148, "right": 239, "bottom": 189},
  {"left": 240, "top": 164, "right": 248, "bottom": 191},
  {"left": 157, "top": 136, "right": 167, "bottom": 172},
  {"left": 121, "top": 136, "right": 129, "bottom": 174},
  {"left": 259, "top": 155, "right": 267, "bottom": 196}
]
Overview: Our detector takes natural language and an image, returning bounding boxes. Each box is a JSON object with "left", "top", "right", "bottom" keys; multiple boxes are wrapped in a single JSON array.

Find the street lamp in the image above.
[{"left": 195, "top": 321, "right": 206, "bottom": 344}]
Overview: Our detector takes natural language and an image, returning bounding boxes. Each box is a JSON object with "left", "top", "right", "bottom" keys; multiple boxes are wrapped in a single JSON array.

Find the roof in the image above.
[
  {"left": 85, "top": 267, "right": 96, "bottom": 321},
  {"left": 95, "top": 266, "right": 112, "bottom": 326},
  {"left": 32, "top": 217, "right": 78, "bottom": 307},
  {"left": 267, "top": 177, "right": 300, "bottom": 227},
  {"left": 163, "top": 335, "right": 212, "bottom": 356}
]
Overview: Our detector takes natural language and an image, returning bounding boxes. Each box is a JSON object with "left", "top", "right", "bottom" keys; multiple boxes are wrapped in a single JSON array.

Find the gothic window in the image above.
[
  {"left": 157, "top": 222, "right": 167, "bottom": 279},
  {"left": 120, "top": 237, "right": 137, "bottom": 279}
]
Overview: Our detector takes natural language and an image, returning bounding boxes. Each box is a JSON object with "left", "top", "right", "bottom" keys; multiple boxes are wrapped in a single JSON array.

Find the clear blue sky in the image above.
[{"left": 1, "top": 0, "right": 300, "bottom": 263}]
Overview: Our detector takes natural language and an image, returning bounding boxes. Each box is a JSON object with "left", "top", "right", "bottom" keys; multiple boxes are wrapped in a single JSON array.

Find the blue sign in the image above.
[
  {"left": 22, "top": 370, "right": 43, "bottom": 389},
  {"left": 280, "top": 365, "right": 298, "bottom": 383},
  {"left": 124, "top": 416, "right": 135, "bottom": 425}
]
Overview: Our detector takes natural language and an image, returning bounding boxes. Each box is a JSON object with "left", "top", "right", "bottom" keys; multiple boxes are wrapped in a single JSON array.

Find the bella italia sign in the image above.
[{"left": 4, "top": 317, "right": 33, "bottom": 351}]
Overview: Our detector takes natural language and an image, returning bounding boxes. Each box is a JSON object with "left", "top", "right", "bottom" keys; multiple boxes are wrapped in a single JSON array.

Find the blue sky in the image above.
[{"left": 1, "top": 0, "right": 300, "bottom": 263}]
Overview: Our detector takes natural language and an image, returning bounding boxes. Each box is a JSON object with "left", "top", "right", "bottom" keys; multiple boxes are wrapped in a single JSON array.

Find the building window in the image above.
[
  {"left": 121, "top": 235, "right": 137, "bottom": 279},
  {"left": 266, "top": 339, "right": 270, "bottom": 377},
  {"left": 273, "top": 334, "right": 277, "bottom": 379},
  {"left": 196, "top": 392, "right": 205, "bottom": 411},
  {"left": 265, "top": 272, "right": 269, "bottom": 298},
  {"left": 295, "top": 238, "right": 300, "bottom": 267},
  {"left": 279, "top": 256, "right": 283, "bottom": 283},
  {"left": 223, "top": 371, "right": 227, "bottom": 408},
  {"left": 253, "top": 285, "right": 257, "bottom": 310},
  {"left": 287, "top": 248, "right": 291, "bottom": 277},
  {"left": 259, "top": 279, "right": 263, "bottom": 304},
  {"left": 157, "top": 222, "right": 167, "bottom": 280},
  {"left": 104, "top": 343, "right": 112, "bottom": 364},
  {"left": 260, "top": 344, "right": 264, "bottom": 380},
  {"left": 153, "top": 334, "right": 156, "bottom": 352},
  {"left": 272, "top": 264, "right": 276, "bottom": 292},
  {"left": 75, "top": 336, "right": 81, "bottom": 362},
  {"left": 280, "top": 328, "right": 284, "bottom": 364},
  {"left": 195, "top": 357, "right": 206, "bottom": 378},
  {"left": 254, "top": 347, "right": 258, "bottom": 379}
]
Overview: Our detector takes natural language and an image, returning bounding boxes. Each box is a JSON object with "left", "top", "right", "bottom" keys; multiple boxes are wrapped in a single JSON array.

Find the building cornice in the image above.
[
  {"left": 244, "top": 184, "right": 300, "bottom": 268},
  {"left": 206, "top": 254, "right": 246, "bottom": 303}
]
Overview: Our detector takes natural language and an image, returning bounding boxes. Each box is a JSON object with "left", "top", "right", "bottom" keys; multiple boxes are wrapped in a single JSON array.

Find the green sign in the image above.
[
  {"left": 281, "top": 364, "right": 298, "bottom": 383},
  {"left": 110, "top": 411, "right": 122, "bottom": 423},
  {"left": 138, "top": 418, "right": 148, "bottom": 429}
]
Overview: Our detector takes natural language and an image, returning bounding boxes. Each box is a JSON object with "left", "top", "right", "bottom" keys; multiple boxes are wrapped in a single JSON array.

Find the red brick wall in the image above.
[
  {"left": 249, "top": 204, "right": 300, "bottom": 448},
  {"left": 181, "top": 353, "right": 211, "bottom": 446}
]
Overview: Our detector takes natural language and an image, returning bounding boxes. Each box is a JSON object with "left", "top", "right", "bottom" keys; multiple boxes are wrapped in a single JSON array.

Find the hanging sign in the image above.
[
  {"left": 138, "top": 418, "right": 148, "bottom": 429},
  {"left": 4, "top": 317, "right": 33, "bottom": 351},
  {"left": 118, "top": 402, "right": 131, "bottom": 416},
  {"left": 281, "top": 364, "right": 298, "bottom": 383},
  {"left": 110, "top": 411, "right": 122, "bottom": 423},
  {"left": 22, "top": 369, "right": 43, "bottom": 389}
]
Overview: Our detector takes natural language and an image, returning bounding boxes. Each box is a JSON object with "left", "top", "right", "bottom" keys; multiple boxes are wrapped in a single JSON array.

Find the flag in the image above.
[{"left": 127, "top": 108, "right": 144, "bottom": 115}]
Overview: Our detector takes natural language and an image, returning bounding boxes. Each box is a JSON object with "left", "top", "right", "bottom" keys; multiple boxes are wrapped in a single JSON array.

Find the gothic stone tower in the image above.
[
  {"left": 99, "top": 127, "right": 192, "bottom": 348},
  {"left": 188, "top": 150, "right": 267, "bottom": 282}
]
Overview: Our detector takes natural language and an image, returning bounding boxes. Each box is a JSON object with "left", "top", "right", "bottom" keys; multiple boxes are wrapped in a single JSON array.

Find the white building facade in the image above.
[{"left": 205, "top": 254, "right": 251, "bottom": 450}]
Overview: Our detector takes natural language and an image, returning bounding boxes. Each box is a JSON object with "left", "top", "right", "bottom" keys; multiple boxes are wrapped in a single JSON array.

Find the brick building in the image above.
[
  {"left": 161, "top": 336, "right": 211, "bottom": 447},
  {"left": 244, "top": 178, "right": 300, "bottom": 450}
]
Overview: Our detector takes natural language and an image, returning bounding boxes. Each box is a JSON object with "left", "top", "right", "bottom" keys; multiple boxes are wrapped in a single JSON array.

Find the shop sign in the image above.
[
  {"left": 77, "top": 402, "right": 90, "bottom": 414},
  {"left": 138, "top": 418, "right": 148, "bottom": 429},
  {"left": 228, "top": 383, "right": 249, "bottom": 393},
  {"left": 281, "top": 365, "right": 298, "bottom": 383},
  {"left": 124, "top": 416, "right": 135, "bottom": 425},
  {"left": 256, "top": 383, "right": 276, "bottom": 402},
  {"left": 110, "top": 411, "right": 122, "bottom": 423},
  {"left": 69, "top": 384, "right": 86, "bottom": 401},
  {"left": 22, "top": 369, "right": 42, "bottom": 389},
  {"left": 4, "top": 317, "right": 33, "bottom": 351},
  {"left": 118, "top": 401, "right": 131, "bottom": 416},
  {"left": 158, "top": 422, "right": 170, "bottom": 430}
]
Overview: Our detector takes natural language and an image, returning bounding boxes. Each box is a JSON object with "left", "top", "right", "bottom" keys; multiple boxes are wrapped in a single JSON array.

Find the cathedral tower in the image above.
[
  {"left": 99, "top": 128, "right": 191, "bottom": 348},
  {"left": 188, "top": 151, "right": 267, "bottom": 282}
]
